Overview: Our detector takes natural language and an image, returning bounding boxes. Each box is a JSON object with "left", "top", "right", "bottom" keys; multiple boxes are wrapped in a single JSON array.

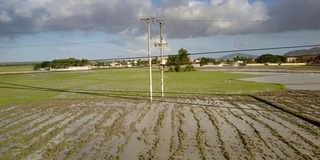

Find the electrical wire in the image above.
[
  {"left": 0, "top": 28, "right": 131, "bottom": 54},
  {"left": 0, "top": 40, "right": 124, "bottom": 49},
  {"left": 0, "top": 22, "right": 140, "bottom": 36},
  {"left": 90, "top": 44, "right": 320, "bottom": 61},
  {"left": 164, "top": 19, "right": 289, "bottom": 23}
]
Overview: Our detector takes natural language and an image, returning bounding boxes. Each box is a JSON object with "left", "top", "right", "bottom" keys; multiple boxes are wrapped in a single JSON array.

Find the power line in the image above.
[
  {"left": 163, "top": 19, "right": 296, "bottom": 23},
  {"left": 0, "top": 28, "right": 130, "bottom": 52},
  {"left": 91, "top": 44, "right": 320, "bottom": 61},
  {"left": 188, "top": 44, "right": 320, "bottom": 56},
  {"left": 0, "top": 22, "right": 140, "bottom": 35},
  {"left": 0, "top": 40, "right": 123, "bottom": 49}
]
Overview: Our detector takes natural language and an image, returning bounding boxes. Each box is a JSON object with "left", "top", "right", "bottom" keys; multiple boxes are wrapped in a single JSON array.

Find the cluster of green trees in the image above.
[
  {"left": 256, "top": 54, "right": 285, "bottom": 63},
  {"left": 199, "top": 57, "right": 220, "bottom": 66},
  {"left": 166, "top": 48, "right": 195, "bottom": 72},
  {"left": 34, "top": 58, "right": 90, "bottom": 70}
]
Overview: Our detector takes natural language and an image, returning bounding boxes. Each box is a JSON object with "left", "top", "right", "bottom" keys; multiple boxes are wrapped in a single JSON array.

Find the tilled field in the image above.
[
  {"left": 256, "top": 90, "right": 320, "bottom": 124},
  {"left": 0, "top": 94, "right": 319, "bottom": 160}
]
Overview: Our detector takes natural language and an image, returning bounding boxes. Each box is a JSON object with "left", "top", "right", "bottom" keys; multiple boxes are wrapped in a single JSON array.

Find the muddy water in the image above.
[
  {"left": 240, "top": 72, "right": 320, "bottom": 90},
  {"left": 0, "top": 95, "right": 319, "bottom": 160}
]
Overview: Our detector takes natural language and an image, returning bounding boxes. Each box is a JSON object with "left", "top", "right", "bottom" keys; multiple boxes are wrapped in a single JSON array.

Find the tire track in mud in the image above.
[{"left": 231, "top": 101, "right": 311, "bottom": 160}]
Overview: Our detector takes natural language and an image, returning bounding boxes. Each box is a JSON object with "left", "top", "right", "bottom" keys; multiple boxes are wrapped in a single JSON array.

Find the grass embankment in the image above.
[{"left": 0, "top": 68, "right": 284, "bottom": 106}]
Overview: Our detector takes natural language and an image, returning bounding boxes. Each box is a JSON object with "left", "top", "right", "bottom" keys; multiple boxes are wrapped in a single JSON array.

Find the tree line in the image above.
[{"left": 34, "top": 58, "right": 90, "bottom": 70}]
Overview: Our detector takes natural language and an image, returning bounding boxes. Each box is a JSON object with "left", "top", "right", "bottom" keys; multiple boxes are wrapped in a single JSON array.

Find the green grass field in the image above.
[
  {"left": 0, "top": 68, "right": 284, "bottom": 106},
  {"left": 0, "top": 65, "right": 34, "bottom": 72}
]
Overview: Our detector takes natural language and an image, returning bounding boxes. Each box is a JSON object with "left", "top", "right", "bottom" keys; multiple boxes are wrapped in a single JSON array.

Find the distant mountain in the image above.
[
  {"left": 218, "top": 53, "right": 258, "bottom": 60},
  {"left": 284, "top": 47, "right": 320, "bottom": 57}
]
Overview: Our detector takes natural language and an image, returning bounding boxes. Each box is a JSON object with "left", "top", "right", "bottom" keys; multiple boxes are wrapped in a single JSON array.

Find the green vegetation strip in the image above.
[
  {"left": 249, "top": 95, "right": 320, "bottom": 127},
  {"left": 0, "top": 68, "right": 283, "bottom": 106}
]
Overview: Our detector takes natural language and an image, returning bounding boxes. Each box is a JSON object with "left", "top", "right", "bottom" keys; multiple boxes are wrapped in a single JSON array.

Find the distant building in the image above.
[
  {"left": 111, "top": 61, "right": 122, "bottom": 67},
  {"left": 285, "top": 54, "right": 319, "bottom": 63}
]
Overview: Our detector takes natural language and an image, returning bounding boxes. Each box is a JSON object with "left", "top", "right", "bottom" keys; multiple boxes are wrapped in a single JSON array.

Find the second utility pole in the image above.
[
  {"left": 155, "top": 20, "right": 168, "bottom": 97},
  {"left": 158, "top": 20, "right": 167, "bottom": 97},
  {"left": 141, "top": 17, "right": 155, "bottom": 101}
]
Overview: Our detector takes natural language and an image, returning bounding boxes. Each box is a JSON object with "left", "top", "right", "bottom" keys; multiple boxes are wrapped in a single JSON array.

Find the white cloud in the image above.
[
  {"left": 0, "top": 10, "right": 12, "bottom": 23},
  {"left": 0, "top": 0, "right": 319, "bottom": 39}
]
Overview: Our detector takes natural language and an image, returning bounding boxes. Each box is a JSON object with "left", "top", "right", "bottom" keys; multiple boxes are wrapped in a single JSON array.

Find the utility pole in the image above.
[
  {"left": 155, "top": 20, "right": 168, "bottom": 97},
  {"left": 141, "top": 17, "right": 155, "bottom": 101}
]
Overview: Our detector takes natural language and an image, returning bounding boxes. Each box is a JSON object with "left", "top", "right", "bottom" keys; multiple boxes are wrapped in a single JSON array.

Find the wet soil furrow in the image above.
[
  {"left": 170, "top": 108, "right": 186, "bottom": 159},
  {"left": 233, "top": 102, "right": 307, "bottom": 159},
  {"left": 190, "top": 106, "right": 208, "bottom": 159},
  {"left": 95, "top": 107, "right": 131, "bottom": 158},
  {"left": 239, "top": 102, "right": 318, "bottom": 158},
  {"left": 192, "top": 104, "right": 225, "bottom": 159},
  {"left": 209, "top": 106, "right": 254, "bottom": 159},
  {"left": 250, "top": 95, "right": 320, "bottom": 127},
  {"left": 249, "top": 101, "right": 320, "bottom": 138},
  {"left": 38, "top": 109, "right": 91, "bottom": 159},
  {"left": 0, "top": 114, "right": 43, "bottom": 144},
  {"left": 91, "top": 108, "right": 121, "bottom": 159},
  {"left": 18, "top": 107, "right": 87, "bottom": 160},
  {"left": 117, "top": 103, "right": 151, "bottom": 159},
  {"left": 202, "top": 106, "right": 231, "bottom": 160},
  {"left": 227, "top": 105, "right": 280, "bottom": 159},
  {"left": 169, "top": 105, "right": 177, "bottom": 155},
  {"left": 62, "top": 110, "right": 104, "bottom": 159}
]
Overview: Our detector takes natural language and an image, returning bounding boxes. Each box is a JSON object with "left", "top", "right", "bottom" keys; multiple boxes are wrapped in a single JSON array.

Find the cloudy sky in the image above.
[{"left": 0, "top": 0, "right": 320, "bottom": 62}]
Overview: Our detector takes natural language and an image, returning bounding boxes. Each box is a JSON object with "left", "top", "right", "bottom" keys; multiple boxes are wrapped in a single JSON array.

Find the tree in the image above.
[
  {"left": 200, "top": 57, "right": 208, "bottom": 66},
  {"left": 166, "top": 48, "right": 194, "bottom": 72},
  {"left": 152, "top": 57, "right": 159, "bottom": 65},
  {"left": 33, "top": 63, "right": 42, "bottom": 70},
  {"left": 256, "top": 54, "right": 285, "bottom": 63}
]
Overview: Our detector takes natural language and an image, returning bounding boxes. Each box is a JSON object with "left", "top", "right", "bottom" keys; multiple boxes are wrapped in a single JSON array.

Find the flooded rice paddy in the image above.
[
  {"left": 0, "top": 92, "right": 319, "bottom": 160},
  {"left": 240, "top": 72, "right": 320, "bottom": 90}
]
